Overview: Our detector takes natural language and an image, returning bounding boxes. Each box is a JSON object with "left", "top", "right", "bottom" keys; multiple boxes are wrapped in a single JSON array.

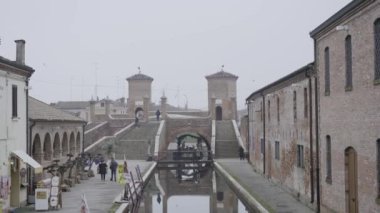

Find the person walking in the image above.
[
  {"left": 109, "top": 158, "right": 118, "bottom": 181},
  {"left": 98, "top": 160, "right": 107, "bottom": 181},
  {"left": 155, "top": 109, "right": 161, "bottom": 121},
  {"left": 123, "top": 161, "right": 128, "bottom": 173},
  {"left": 239, "top": 146, "right": 245, "bottom": 160}
]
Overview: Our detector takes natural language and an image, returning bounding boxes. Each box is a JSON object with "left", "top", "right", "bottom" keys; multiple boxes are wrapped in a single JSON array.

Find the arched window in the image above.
[
  {"left": 268, "top": 100, "right": 271, "bottom": 122},
  {"left": 277, "top": 97, "right": 280, "bottom": 123},
  {"left": 324, "top": 47, "right": 330, "bottom": 95},
  {"left": 293, "top": 91, "right": 297, "bottom": 121},
  {"left": 375, "top": 19, "right": 380, "bottom": 81},
  {"left": 345, "top": 35, "right": 353, "bottom": 90},
  {"left": 326, "top": 135, "right": 332, "bottom": 183},
  {"left": 304, "top": 88, "right": 308, "bottom": 118}
]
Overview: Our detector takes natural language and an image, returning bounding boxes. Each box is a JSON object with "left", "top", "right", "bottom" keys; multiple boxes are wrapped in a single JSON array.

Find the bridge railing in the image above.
[{"left": 157, "top": 150, "right": 213, "bottom": 163}]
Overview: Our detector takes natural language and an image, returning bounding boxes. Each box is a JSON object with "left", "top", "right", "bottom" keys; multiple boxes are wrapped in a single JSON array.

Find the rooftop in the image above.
[
  {"left": 205, "top": 69, "right": 238, "bottom": 80},
  {"left": 0, "top": 56, "right": 35, "bottom": 77},
  {"left": 126, "top": 73, "right": 153, "bottom": 81},
  {"left": 29, "top": 97, "right": 85, "bottom": 122}
]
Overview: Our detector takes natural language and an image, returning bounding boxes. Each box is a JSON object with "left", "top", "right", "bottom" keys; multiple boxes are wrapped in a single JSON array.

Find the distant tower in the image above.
[
  {"left": 205, "top": 65, "right": 238, "bottom": 120},
  {"left": 126, "top": 67, "right": 153, "bottom": 122}
]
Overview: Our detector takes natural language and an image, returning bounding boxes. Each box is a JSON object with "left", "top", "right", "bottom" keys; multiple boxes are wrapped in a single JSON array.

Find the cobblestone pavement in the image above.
[
  {"left": 15, "top": 160, "right": 153, "bottom": 213},
  {"left": 216, "top": 159, "right": 314, "bottom": 213}
]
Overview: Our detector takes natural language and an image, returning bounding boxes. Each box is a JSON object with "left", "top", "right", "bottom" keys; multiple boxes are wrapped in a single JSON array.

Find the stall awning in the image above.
[{"left": 11, "top": 150, "right": 43, "bottom": 173}]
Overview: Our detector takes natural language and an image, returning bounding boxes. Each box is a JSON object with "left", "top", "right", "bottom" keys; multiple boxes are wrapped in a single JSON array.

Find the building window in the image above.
[
  {"left": 261, "top": 138, "right": 264, "bottom": 154},
  {"left": 268, "top": 100, "right": 270, "bottom": 122},
  {"left": 277, "top": 97, "right": 280, "bottom": 123},
  {"left": 326, "top": 135, "right": 332, "bottom": 183},
  {"left": 12, "top": 85, "right": 17, "bottom": 118},
  {"left": 375, "top": 19, "right": 380, "bottom": 82},
  {"left": 345, "top": 35, "right": 353, "bottom": 90},
  {"left": 293, "top": 91, "right": 297, "bottom": 121},
  {"left": 101, "top": 102, "right": 105, "bottom": 107},
  {"left": 304, "top": 88, "right": 308, "bottom": 118},
  {"left": 275, "top": 141, "right": 280, "bottom": 160},
  {"left": 297, "top": 145, "right": 304, "bottom": 168},
  {"left": 377, "top": 139, "right": 380, "bottom": 198},
  {"left": 324, "top": 47, "right": 330, "bottom": 95}
]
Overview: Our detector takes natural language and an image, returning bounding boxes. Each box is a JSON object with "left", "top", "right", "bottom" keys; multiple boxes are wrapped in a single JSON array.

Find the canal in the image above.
[{"left": 136, "top": 168, "right": 250, "bottom": 213}]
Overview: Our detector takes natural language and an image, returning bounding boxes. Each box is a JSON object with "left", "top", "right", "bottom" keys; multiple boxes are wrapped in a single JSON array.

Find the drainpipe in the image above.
[
  {"left": 246, "top": 100, "right": 251, "bottom": 164},
  {"left": 26, "top": 77, "right": 34, "bottom": 203},
  {"left": 82, "top": 123, "right": 86, "bottom": 154},
  {"left": 262, "top": 93, "right": 266, "bottom": 175},
  {"left": 313, "top": 39, "right": 321, "bottom": 213},
  {"left": 306, "top": 69, "right": 314, "bottom": 204},
  {"left": 28, "top": 120, "right": 36, "bottom": 202},
  {"left": 315, "top": 77, "right": 320, "bottom": 212}
]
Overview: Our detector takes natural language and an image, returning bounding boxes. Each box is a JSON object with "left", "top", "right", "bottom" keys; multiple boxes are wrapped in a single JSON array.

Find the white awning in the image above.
[{"left": 11, "top": 150, "right": 43, "bottom": 174}]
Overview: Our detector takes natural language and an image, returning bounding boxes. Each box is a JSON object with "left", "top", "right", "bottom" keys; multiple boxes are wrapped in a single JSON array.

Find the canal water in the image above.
[{"left": 137, "top": 168, "right": 249, "bottom": 213}]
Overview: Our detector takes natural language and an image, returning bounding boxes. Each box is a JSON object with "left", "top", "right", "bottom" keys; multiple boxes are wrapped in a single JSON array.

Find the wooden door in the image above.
[
  {"left": 215, "top": 106, "right": 222, "bottom": 120},
  {"left": 345, "top": 147, "right": 358, "bottom": 213}
]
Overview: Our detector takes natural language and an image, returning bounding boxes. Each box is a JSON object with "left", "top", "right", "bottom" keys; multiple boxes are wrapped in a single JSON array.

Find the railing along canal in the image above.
[{"left": 156, "top": 150, "right": 213, "bottom": 169}]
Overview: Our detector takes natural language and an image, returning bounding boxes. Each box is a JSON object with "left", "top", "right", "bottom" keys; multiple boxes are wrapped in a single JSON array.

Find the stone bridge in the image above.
[{"left": 160, "top": 117, "right": 212, "bottom": 151}]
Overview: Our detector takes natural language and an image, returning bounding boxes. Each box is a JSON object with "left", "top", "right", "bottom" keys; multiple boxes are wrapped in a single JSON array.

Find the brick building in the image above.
[
  {"left": 310, "top": 0, "right": 380, "bottom": 212},
  {"left": 126, "top": 70, "right": 153, "bottom": 122},
  {"left": 206, "top": 67, "right": 238, "bottom": 121},
  {"left": 246, "top": 63, "right": 317, "bottom": 209}
]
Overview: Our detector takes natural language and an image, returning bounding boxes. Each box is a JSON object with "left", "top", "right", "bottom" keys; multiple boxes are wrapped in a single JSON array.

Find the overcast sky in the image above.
[{"left": 0, "top": 0, "right": 351, "bottom": 110}]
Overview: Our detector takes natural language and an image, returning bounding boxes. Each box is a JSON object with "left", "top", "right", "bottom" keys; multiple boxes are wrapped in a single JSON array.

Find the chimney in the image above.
[{"left": 15, "top": 40, "right": 25, "bottom": 65}]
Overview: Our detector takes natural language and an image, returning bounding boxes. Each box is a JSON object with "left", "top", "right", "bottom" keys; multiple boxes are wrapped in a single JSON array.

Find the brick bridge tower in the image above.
[
  {"left": 206, "top": 66, "right": 238, "bottom": 120},
  {"left": 126, "top": 68, "right": 153, "bottom": 122}
]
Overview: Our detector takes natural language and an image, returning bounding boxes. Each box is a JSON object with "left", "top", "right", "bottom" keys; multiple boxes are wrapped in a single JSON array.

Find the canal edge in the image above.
[
  {"left": 113, "top": 162, "right": 157, "bottom": 213},
  {"left": 213, "top": 161, "right": 274, "bottom": 213}
]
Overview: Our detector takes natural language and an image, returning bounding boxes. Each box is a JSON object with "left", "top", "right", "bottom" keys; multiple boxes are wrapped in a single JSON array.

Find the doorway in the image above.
[
  {"left": 345, "top": 147, "right": 358, "bottom": 213},
  {"left": 215, "top": 106, "right": 222, "bottom": 120},
  {"left": 10, "top": 158, "right": 20, "bottom": 207}
]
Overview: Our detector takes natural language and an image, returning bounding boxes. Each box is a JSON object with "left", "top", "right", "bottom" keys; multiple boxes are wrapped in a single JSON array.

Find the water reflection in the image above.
[{"left": 139, "top": 168, "right": 249, "bottom": 213}]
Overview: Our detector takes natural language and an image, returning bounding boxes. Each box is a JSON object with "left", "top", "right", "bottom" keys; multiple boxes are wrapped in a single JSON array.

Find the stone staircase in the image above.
[
  {"left": 215, "top": 120, "right": 240, "bottom": 158},
  {"left": 113, "top": 122, "right": 160, "bottom": 160}
]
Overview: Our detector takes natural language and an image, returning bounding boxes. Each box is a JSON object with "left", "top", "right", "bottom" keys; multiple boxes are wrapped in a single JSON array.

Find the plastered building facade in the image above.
[{"left": 0, "top": 40, "right": 36, "bottom": 210}]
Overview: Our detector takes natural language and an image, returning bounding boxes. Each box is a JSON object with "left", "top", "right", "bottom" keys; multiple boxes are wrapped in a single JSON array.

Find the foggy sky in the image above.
[{"left": 0, "top": 0, "right": 351, "bottom": 110}]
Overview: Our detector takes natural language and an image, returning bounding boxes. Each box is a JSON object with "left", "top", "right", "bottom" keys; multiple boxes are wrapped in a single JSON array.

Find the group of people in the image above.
[{"left": 97, "top": 157, "right": 128, "bottom": 181}]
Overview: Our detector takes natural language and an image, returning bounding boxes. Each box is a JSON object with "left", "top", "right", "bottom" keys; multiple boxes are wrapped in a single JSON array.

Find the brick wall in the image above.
[{"left": 315, "top": 2, "right": 380, "bottom": 212}]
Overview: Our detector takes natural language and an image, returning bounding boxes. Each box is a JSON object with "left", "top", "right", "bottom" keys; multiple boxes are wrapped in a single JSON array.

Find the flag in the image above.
[{"left": 80, "top": 193, "right": 90, "bottom": 213}]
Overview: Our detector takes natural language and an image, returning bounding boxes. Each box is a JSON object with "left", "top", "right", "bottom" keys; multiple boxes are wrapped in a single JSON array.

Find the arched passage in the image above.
[
  {"left": 62, "top": 133, "right": 68, "bottom": 156},
  {"left": 53, "top": 133, "right": 60, "bottom": 159},
  {"left": 215, "top": 106, "right": 222, "bottom": 120},
  {"left": 69, "top": 132, "right": 75, "bottom": 155},
  {"left": 32, "top": 134, "right": 42, "bottom": 163},
  {"left": 43, "top": 133, "right": 52, "bottom": 161},
  {"left": 176, "top": 133, "right": 211, "bottom": 153},
  {"left": 345, "top": 147, "right": 358, "bottom": 213},
  {"left": 135, "top": 107, "right": 144, "bottom": 120},
  {"left": 173, "top": 132, "right": 212, "bottom": 180},
  {"left": 76, "top": 132, "right": 81, "bottom": 153}
]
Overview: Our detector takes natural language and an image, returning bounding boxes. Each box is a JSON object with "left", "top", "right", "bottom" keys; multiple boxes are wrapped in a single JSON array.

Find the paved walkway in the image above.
[
  {"left": 15, "top": 160, "right": 153, "bottom": 213},
  {"left": 216, "top": 159, "right": 314, "bottom": 213}
]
